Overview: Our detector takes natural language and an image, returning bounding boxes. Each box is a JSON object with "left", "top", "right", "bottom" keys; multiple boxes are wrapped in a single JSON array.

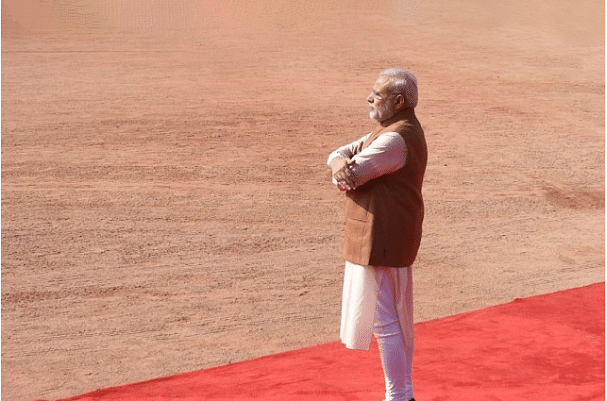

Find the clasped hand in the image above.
[{"left": 331, "top": 158, "right": 357, "bottom": 191}]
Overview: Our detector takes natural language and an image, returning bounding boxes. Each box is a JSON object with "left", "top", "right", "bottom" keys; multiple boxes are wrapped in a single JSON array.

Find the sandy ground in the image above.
[{"left": 1, "top": 1, "right": 604, "bottom": 400}]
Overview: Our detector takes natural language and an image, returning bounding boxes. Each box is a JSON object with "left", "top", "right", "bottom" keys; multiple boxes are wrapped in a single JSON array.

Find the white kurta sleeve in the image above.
[
  {"left": 327, "top": 133, "right": 371, "bottom": 167},
  {"left": 348, "top": 132, "right": 408, "bottom": 188}
]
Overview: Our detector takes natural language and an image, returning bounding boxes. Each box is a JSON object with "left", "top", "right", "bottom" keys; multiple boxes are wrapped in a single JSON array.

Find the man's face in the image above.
[{"left": 367, "top": 76, "right": 397, "bottom": 122}]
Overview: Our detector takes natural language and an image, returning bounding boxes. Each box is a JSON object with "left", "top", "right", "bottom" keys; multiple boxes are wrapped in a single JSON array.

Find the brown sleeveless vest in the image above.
[{"left": 342, "top": 108, "right": 427, "bottom": 267}]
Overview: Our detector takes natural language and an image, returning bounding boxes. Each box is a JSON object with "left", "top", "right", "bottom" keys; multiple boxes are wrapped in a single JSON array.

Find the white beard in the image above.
[{"left": 369, "top": 99, "right": 395, "bottom": 122}]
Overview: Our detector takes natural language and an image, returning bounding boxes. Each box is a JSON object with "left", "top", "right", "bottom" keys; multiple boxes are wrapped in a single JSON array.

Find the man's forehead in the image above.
[{"left": 373, "top": 76, "right": 391, "bottom": 93}]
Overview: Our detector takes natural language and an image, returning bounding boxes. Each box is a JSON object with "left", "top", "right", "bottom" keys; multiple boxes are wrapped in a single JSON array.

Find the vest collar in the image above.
[{"left": 363, "top": 108, "right": 416, "bottom": 149}]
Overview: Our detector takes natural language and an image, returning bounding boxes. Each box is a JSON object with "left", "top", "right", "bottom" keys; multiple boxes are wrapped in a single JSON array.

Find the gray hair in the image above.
[{"left": 380, "top": 68, "right": 418, "bottom": 108}]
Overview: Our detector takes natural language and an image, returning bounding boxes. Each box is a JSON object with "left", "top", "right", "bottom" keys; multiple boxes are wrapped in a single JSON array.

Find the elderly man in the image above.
[{"left": 327, "top": 68, "right": 427, "bottom": 401}]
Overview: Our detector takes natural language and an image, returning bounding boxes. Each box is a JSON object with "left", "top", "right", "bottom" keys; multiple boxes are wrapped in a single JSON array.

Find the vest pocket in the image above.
[
  {"left": 344, "top": 191, "right": 370, "bottom": 222},
  {"left": 343, "top": 216, "right": 371, "bottom": 265}
]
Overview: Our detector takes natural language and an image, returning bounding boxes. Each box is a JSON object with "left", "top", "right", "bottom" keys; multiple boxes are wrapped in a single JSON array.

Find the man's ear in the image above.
[{"left": 396, "top": 94, "right": 406, "bottom": 109}]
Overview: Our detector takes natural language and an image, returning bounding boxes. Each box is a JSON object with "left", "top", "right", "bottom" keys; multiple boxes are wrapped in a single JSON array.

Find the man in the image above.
[{"left": 327, "top": 68, "right": 427, "bottom": 401}]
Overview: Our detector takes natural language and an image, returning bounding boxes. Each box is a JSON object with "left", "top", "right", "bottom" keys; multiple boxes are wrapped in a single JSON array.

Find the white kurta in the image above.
[
  {"left": 340, "top": 261, "right": 414, "bottom": 350},
  {"left": 330, "top": 130, "right": 414, "bottom": 352}
]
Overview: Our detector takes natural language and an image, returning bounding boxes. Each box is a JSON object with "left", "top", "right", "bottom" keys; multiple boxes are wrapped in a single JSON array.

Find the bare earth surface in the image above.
[{"left": 1, "top": 1, "right": 604, "bottom": 400}]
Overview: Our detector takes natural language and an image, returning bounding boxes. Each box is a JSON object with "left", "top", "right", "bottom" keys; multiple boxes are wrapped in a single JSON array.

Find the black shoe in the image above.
[{"left": 377, "top": 399, "right": 415, "bottom": 401}]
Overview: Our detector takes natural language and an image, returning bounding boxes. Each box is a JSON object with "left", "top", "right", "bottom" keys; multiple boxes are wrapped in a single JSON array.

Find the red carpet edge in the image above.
[{"left": 36, "top": 282, "right": 605, "bottom": 401}]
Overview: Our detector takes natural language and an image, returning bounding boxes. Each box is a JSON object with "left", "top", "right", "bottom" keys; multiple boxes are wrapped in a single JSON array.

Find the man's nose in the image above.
[{"left": 367, "top": 93, "right": 374, "bottom": 103}]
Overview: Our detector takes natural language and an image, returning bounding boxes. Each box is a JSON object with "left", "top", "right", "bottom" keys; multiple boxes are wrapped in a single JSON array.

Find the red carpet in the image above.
[{"left": 41, "top": 283, "right": 604, "bottom": 401}]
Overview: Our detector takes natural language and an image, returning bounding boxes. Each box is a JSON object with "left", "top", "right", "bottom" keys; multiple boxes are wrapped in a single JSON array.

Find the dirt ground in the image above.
[{"left": 1, "top": 1, "right": 604, "bottom": 400}]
